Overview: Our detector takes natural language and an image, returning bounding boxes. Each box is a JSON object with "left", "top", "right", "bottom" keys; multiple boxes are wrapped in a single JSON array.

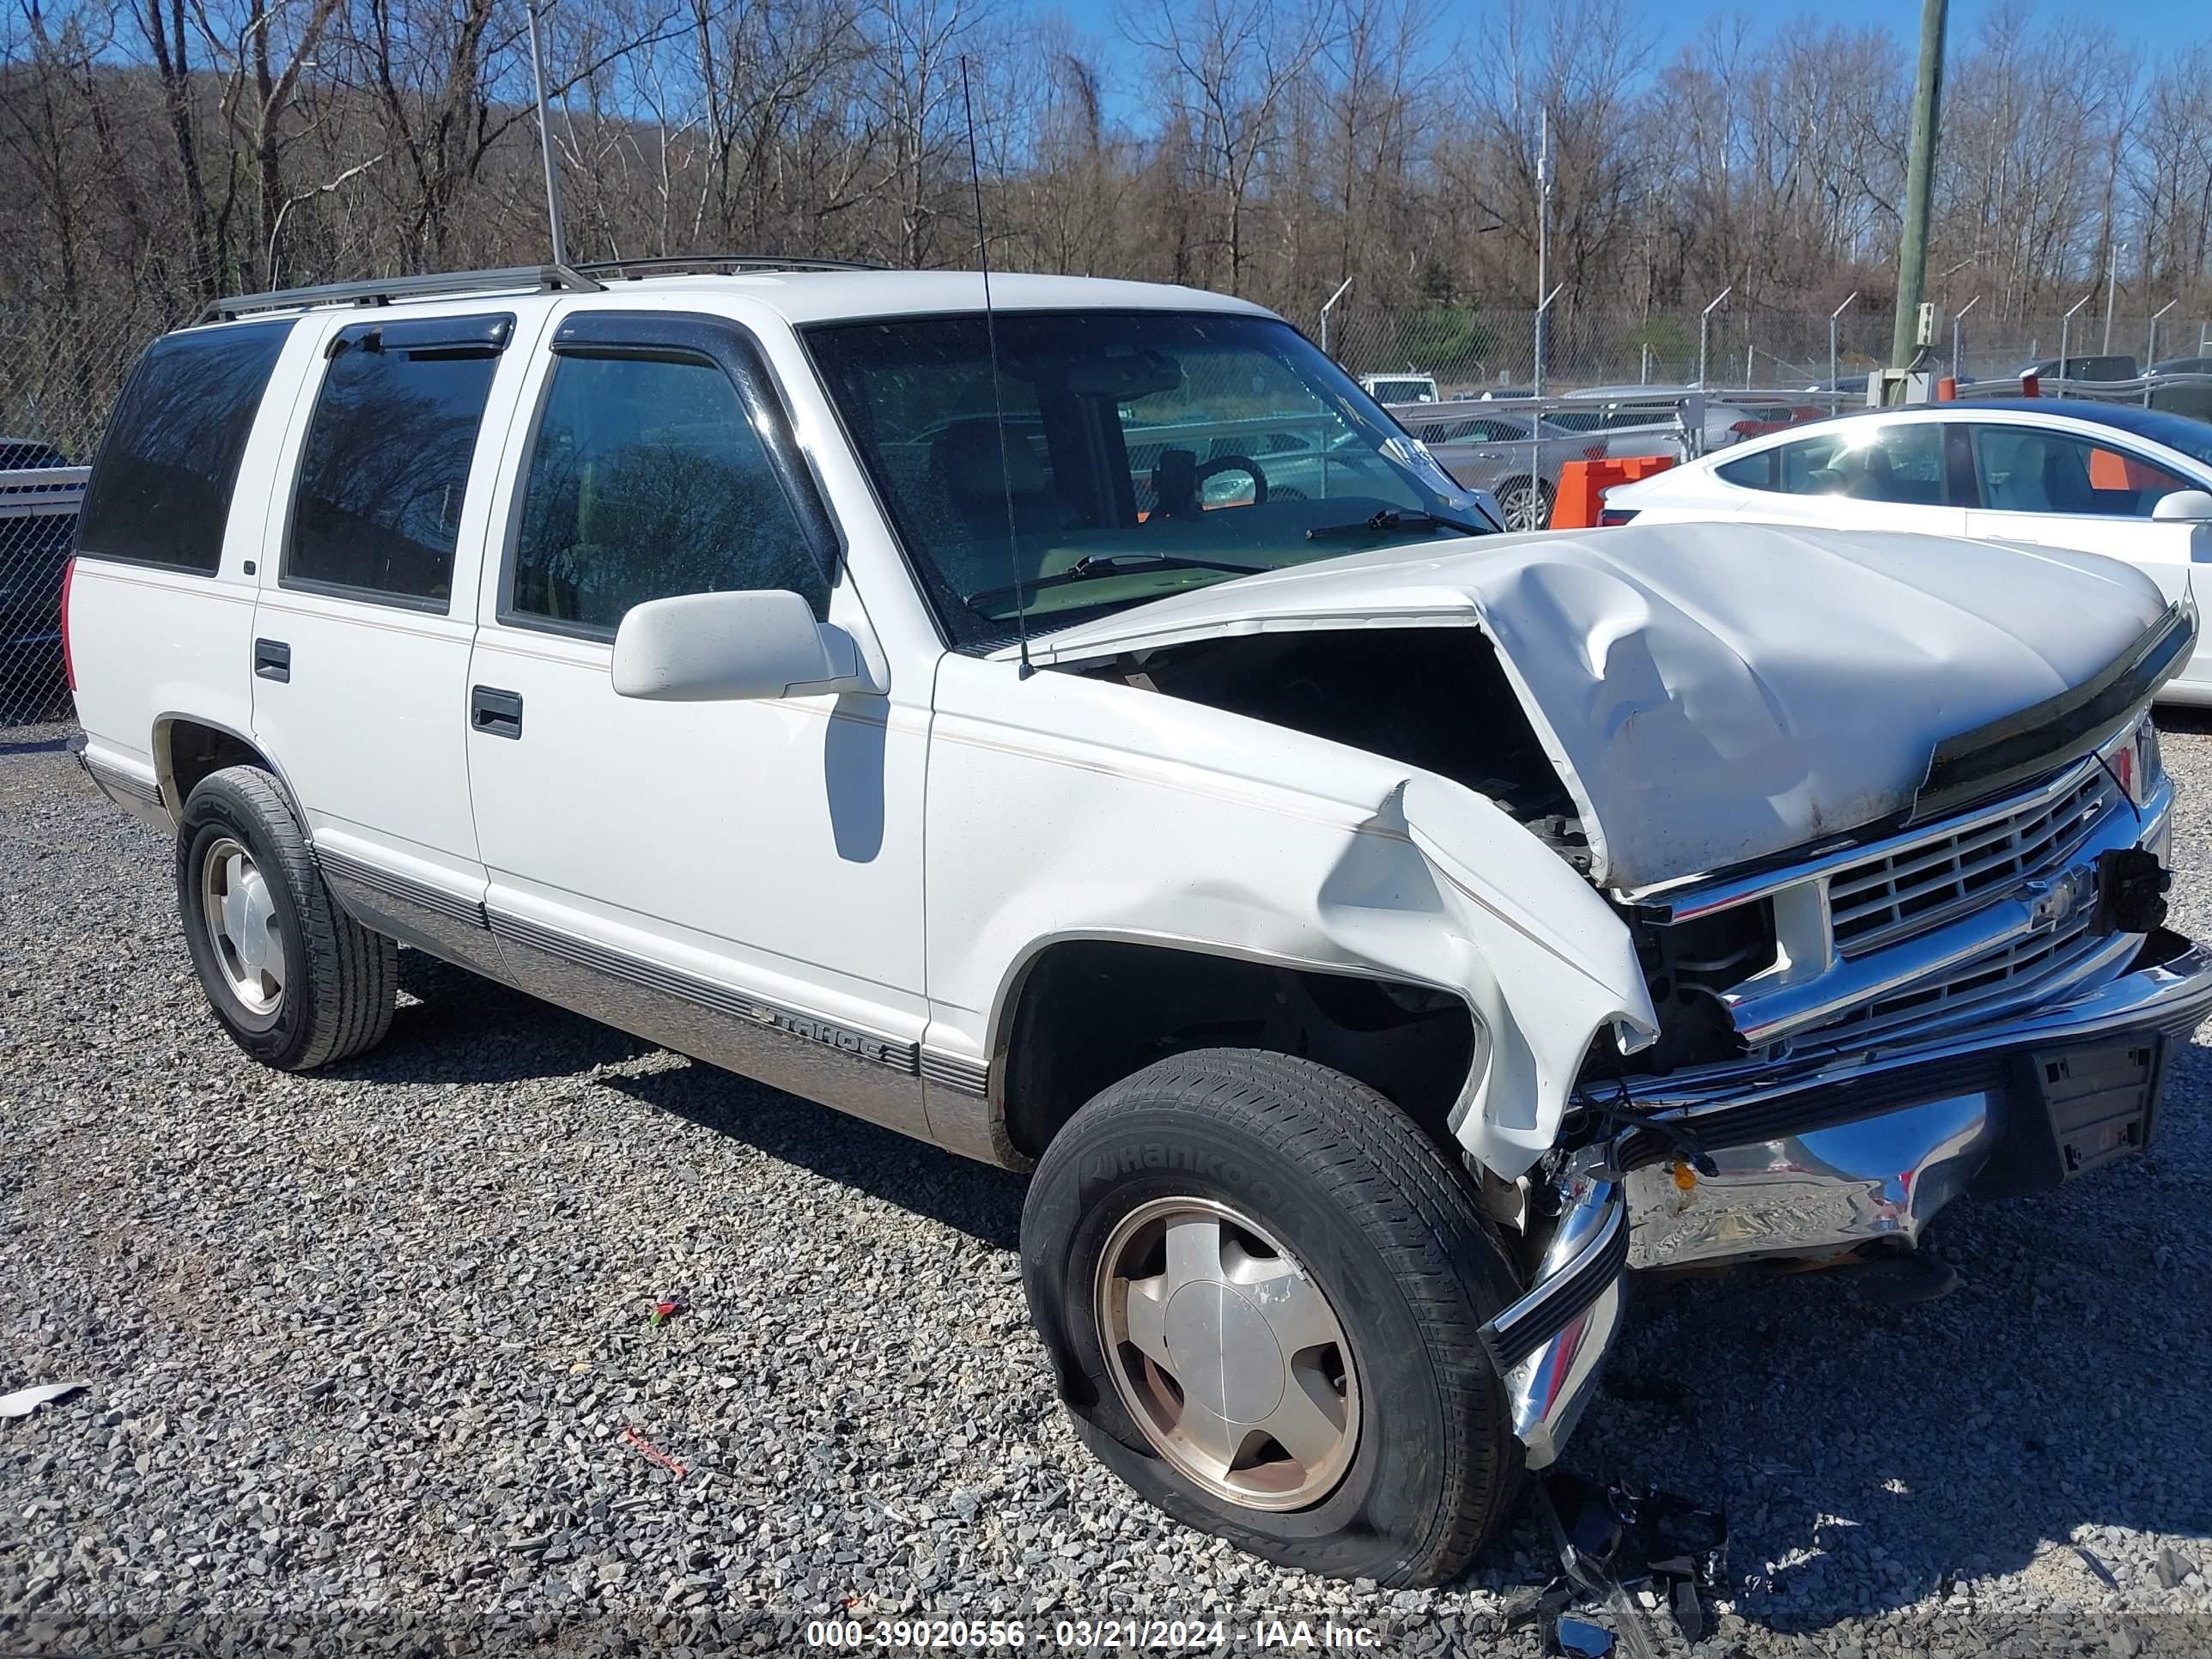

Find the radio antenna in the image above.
[{"left": 959, "top": 54, "right": 1033, "bottom": 679}]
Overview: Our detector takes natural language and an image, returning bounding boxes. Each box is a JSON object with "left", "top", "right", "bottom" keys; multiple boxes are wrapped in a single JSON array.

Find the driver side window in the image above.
[
  {"left": 508, "top": 351, "right": 828, "bottom": 633},
  {"left": 1968, "top": 425, "right": 2192, "bottom": 517}
]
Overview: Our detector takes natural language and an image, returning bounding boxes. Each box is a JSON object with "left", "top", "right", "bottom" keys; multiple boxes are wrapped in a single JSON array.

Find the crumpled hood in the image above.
[{"left": 1012, "top": 520, "right": 2174, "bottom": 890}]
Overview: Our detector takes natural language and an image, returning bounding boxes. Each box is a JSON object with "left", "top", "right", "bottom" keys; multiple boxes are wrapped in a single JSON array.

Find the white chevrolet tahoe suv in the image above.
[{"left": 64, "top": 258, "right": 2212, "bottom": 1587}]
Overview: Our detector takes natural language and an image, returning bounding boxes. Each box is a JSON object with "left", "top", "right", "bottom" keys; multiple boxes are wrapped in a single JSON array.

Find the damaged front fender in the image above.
[{"left": 1352, "top": 774, "right": 1656, "bottom": 1177}]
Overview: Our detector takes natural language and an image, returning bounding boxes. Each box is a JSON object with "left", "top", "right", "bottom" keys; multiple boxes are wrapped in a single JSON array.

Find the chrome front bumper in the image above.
[{"left": 1485, "top": 929, "right": 2212, "bottom": 1467}]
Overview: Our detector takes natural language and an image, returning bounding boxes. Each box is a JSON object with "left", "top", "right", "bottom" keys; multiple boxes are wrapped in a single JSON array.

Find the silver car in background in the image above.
[{"left": 1395, "top": 403, "right": 1678, "bottom": 530}]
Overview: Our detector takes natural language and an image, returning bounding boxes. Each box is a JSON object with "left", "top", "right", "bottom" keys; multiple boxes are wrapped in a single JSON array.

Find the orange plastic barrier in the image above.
[{"left": 1551, "top": 455, "right": 1676, "bottom": 529}]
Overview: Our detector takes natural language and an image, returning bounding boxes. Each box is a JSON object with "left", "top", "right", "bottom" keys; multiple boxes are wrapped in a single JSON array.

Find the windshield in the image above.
[{"left": 805, "top": 312, "right": 1490, "bottom": 648}]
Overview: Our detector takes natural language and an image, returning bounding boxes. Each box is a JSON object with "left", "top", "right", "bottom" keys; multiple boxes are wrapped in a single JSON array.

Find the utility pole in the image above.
[
  {"left": 1890, "top": 0, "right": 1948, "bottom": 374},
  {"left": 526, "top": 0, "right": 569, "bottom": 266}
]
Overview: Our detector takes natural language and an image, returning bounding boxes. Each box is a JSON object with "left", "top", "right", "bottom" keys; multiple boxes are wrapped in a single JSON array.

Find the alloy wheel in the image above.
[{"left": 1095, "top": 1197, "right": 1361, "bottom": 1511}]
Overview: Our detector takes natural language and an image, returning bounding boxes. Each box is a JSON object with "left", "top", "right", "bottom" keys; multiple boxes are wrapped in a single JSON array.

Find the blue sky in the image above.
[{"left": 1037, "top": 0, "right": 2204, "bottom": 113}]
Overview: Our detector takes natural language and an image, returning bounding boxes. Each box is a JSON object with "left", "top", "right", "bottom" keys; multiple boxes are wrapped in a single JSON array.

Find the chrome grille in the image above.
[
  {"left": 1823, "top": 910, "right": 2112, "bottom": 1042},
  {"left": 1826, "top": 766, "right": 2119, "bottom": 957}
]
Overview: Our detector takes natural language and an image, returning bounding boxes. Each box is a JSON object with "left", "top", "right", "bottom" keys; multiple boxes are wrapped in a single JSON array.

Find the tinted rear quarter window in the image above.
[
  {"left": 75, "top": 320, "right": 293, "bottom": 573},
  {"left": 1716, "top": 450, "right": 1776, "bottom": 489},
  {"left": 285, "top": 314, "right": 510, "bottom": 608}
]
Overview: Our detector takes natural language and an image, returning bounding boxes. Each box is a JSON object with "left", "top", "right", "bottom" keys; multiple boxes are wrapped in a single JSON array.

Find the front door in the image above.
[
  {"left": 462, "top": 307, "right": 932, "bottom": 1133},
  {"left": 1959, "top": 421, "right": 2212, "bottom": 687}
]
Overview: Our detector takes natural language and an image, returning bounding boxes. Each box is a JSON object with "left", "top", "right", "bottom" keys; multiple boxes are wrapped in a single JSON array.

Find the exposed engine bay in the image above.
[
  {"left": 1069, "top": 626, "right": 1774, "bottom": 1073},
  {"left": 1070, "top": 627, "right": 1593, "bottom": 868}
]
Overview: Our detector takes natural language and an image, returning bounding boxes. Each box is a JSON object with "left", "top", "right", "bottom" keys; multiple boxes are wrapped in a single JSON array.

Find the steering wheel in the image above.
[{"left": 1194, "top": 453, "right": 1268, "bottom": 507}]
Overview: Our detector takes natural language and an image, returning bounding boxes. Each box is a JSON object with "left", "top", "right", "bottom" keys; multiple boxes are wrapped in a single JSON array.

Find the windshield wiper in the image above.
[
  {"left": 967, "top": 552, "right": 1266, "bottom": 610},
  {"left": 1305, "top": 508, "right": 1492, "bottom": 541}
]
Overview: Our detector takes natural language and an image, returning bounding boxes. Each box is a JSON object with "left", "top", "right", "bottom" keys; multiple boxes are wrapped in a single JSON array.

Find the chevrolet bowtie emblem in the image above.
[{"left": 2021, "top": 867, "right": 2096, "bottom": 932}]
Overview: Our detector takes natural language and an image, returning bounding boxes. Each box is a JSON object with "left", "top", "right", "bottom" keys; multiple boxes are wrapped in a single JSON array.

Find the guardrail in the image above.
[{"left": 1, "top": 465, "right": 88, "bottom": 726}]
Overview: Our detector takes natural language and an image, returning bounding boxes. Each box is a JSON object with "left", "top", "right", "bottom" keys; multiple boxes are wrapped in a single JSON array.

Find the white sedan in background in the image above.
[{"left": 1601, "top": 398, "right": 2212, "bottom": 702}]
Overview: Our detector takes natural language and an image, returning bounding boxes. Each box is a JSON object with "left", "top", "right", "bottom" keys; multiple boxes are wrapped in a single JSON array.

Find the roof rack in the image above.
[
  {"left": 197, "top": 263, "right": 605, "bottom": 325},
  {"left": 577, "top": 252, "right": 886, "bottom": 278}
]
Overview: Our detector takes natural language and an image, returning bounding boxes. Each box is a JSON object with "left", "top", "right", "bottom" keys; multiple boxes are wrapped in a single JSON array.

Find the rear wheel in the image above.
[
  {"left": 177, "top": 765, "right": 396, "bottom": 1071},
  {"left": 1020, "top": 1048, "right": 1524, "bottom": 1585}
]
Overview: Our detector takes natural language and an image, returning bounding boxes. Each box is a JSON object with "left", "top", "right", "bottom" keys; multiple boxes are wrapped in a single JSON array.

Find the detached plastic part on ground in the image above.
[
  {"left": 0, "top": 1379, "right": 88, "bottom": 1419},
  {"left": 1505, "top": 1471, "right": 1729, "bottom": 1657}
]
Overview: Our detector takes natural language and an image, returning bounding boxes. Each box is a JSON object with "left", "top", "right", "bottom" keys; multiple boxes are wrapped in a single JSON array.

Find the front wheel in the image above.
[{"left": 1020, "top": 1049, "right": 1525, "bottom": 1586}]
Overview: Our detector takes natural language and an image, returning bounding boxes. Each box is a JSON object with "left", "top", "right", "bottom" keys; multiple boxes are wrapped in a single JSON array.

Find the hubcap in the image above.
[
  {"left": 1096, "top": 1197, "right": 1360, "bottom": 1511},
  {"left": 200, "top": 836, "right": 286, "bottom": 1018}
]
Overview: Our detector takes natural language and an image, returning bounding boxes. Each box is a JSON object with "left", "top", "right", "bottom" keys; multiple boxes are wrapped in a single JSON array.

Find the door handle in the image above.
[
  {"left": 471, "top": 685, "right": 523, "bottom": 739},
  {"left": 254, "top": 638, "right": 290, "bottom": 682}
]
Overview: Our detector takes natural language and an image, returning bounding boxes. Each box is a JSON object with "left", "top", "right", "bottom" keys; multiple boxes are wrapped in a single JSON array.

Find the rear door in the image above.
[
  {"left": 1960, "top": 421, "right": 2212, "bottom": 688},
  {"left": 248, "top": 308, "right": 538, "bottom": 953}
]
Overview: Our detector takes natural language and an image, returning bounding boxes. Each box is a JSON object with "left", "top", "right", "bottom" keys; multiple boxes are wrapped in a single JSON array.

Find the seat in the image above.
[
  {"left": 1843, "top": 443, "right": 1895, "bottom": 500},
  {"left": 2041, "top": 444, "right": 2101, "bottom": 514},
  {"left": 921, "top": 419, "right": 1084, "bottom": 592},
  {"left": 1988, "top": 435, "right": 2052, "bottom": 511}
]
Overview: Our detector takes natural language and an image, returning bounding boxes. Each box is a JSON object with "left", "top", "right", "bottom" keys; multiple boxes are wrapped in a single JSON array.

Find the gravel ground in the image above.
[{"left": 4, "top": 714, "right": 2212, "bottom": 1659}]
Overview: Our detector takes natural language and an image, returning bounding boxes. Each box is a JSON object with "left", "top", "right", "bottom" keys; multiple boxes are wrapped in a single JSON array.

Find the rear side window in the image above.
[
  {"left": 285, "top": 314, "right": 511, "bottom": 608},
  {"left": 76, "top": 320, "right": 292, "bottom": 573}
]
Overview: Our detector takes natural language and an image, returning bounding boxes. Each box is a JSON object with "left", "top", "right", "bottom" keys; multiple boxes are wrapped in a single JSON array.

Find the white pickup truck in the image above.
[{"left": 64, "top": 258, "right": 2212, "bottom": 1587}]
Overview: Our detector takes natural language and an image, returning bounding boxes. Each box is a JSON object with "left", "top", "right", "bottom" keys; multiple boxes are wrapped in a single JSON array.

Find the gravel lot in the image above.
[{"left": 4, "top": 714, "right": 2212, "bottom": 1658}]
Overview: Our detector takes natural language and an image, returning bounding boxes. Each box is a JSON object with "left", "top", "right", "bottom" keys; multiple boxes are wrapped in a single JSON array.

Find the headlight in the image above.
[{"left": 2101, "top": 710, "right": 2161, "bottom": 808}]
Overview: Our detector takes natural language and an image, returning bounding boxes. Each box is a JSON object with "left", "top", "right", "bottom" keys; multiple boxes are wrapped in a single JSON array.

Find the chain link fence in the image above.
[
  {"left": 3, "top": 294, "right": 2212, "bottom": 730},
  {"left": 0, "top": 304, "right": 161, "bottom": 730},
  {"left": 0, "top": 464, "right": 87, "bottom": 728},
  {"left": 1304, "top": 301, "right": 2212, "bottom": 399}
]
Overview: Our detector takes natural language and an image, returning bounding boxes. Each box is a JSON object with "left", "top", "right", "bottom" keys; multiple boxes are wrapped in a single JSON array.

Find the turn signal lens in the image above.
[{"left": 2102, "top": 713, "right": 2161, "bottom": 808}]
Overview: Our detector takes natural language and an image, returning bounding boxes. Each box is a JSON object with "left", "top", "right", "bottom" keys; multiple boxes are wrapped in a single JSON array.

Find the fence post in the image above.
[
  {"left": 1697, "top": 287, "right": 1732, "bottom": 387},
  {"left": 2147, "top": 299, "right": 2179, "bottom": 404},
  {"left": 1526, "top": 283, "right": 1565, "bottom": 530},
  {"left": 1829, "top": 291, "right": 1858, "bottom": 394},
  {"left": 1951, "top": 295, "right": 1979, "bottom": 381},
  {"left": 2058, "top": 293, "right": 2092, "bottom": 395},
  {"left": 1319, "top": 276, "right": 1353, "bottom": 359}
]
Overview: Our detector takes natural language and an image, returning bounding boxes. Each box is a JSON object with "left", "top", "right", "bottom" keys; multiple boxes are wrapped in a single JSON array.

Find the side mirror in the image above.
[
  {"left": 611, "top": 589, "right": 870, "bottom": 702},
  {"left": 2152, "top": 489, "right": 2212, "bottom": 524}
]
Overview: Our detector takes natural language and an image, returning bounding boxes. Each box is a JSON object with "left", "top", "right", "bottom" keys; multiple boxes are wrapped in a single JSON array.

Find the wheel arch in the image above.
[
  {"left": 986, "top": 930, "right": 1486, "bottom": 1164},
  {"left": 154, "top": 713, "right": 295, "bottom": 822}
]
